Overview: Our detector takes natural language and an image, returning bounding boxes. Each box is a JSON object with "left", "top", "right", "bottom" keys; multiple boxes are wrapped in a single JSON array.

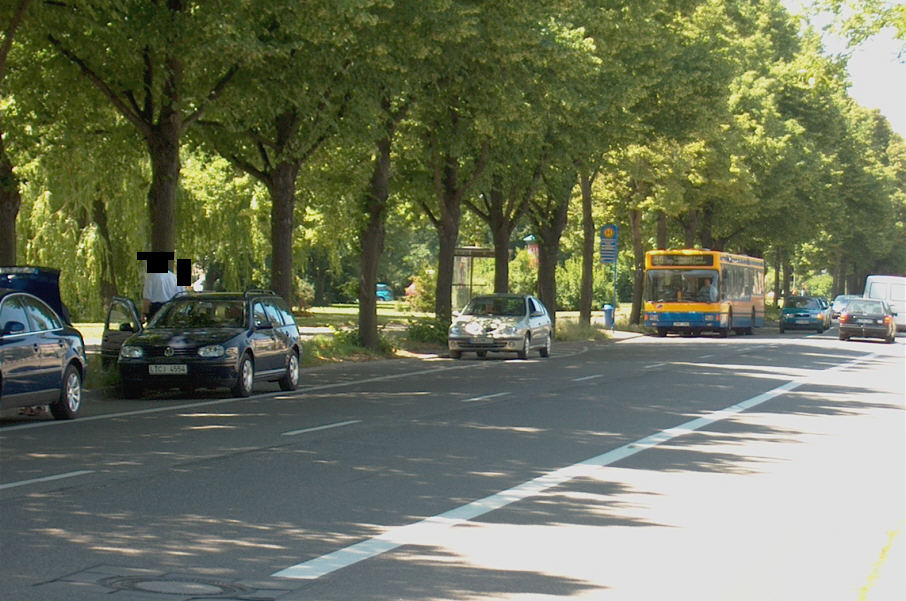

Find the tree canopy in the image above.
[{"left": 2, "top": 0, "right": 903, "bottom": 339}]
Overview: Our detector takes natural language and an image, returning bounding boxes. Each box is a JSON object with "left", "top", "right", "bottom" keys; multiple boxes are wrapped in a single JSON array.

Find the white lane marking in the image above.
[
  {"left": 648, "top": 362, "right": 667, "bottom": 369},
  {"left": 0, "top": 470, "right": 94, "bottom": 491},
  {"left": 572, "top": 374, "right": 603, "bottom": 382},
  {"left": 463, "top": 392, "right": 509, "bottom": 403},
  {"left": 282, "top": 420, "right": 361, "bottom": 437},
  {"left": 272, "top": 351, "right": 881, "bottom": 581}
]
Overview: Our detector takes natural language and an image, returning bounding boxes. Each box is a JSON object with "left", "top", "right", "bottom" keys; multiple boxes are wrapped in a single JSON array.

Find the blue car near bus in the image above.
[{"left": 779, "top": 296, "right": 827, "bottom": 334}]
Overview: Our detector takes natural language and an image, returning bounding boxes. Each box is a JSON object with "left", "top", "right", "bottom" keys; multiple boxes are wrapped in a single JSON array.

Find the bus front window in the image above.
[{"left": 646, "top": 270, "right": 719, "bottom": 302}]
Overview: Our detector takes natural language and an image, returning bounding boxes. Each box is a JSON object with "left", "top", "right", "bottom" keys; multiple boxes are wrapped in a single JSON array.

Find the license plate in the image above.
[
  {"left": 674, "top": 322, "right": 690, "bottom": 327},
  {"left": 857, "top": 319, "right": 874, "bottom": 324},
  {"left": 470, "top": 337, "right": 490, "bottom": 344},
  {"left": 795, "top": 319, "right": 810, "bottom": 324},
  {"left": 149, "top": 364, "right": 187, "bottom": 375}
]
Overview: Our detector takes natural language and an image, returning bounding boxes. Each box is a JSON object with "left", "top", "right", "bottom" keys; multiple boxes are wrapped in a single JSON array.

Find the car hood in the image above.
[
  {"left": 452, "top": 315, "right": 523, "bottom": 332},
  {"left": 126, "top": 328, "right": 246, "bottom": 347}
]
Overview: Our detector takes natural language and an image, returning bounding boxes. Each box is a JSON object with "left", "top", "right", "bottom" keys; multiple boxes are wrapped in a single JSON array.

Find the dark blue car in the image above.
[
  {"left": 0, "top": 281, "right": 86, "bottom": 419},
  {"left": 114, "top": 291, "right": 302, "bottom": 398}
]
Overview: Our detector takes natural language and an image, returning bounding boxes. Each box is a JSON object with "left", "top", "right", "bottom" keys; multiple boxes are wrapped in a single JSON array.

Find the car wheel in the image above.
[
  {"left": 476, "top": 351, "right": 488, "bottom": 358},
  {"left": 279, "top": 352, "right": 300, "bottom": 391},
  {"left": 517, "top": 335, "right": 530, "bottom": 360},
  {"left": 232, "top": 354, "right": 254, "bottom": 397},
  {"left": 50, "top": 364, "right": 82, "bottom": 420},
  {"left": 839, "top": 333, "right": 848, "bottom": 341},
  {"left": 886, "top": 333, "right": 895, "bottom": 344},
  {"left": 450, "top": 350, "right": 462, "bottom": 359},
  {"left": 539, "top": 334, "right": 551, "bottom": 358},
  {"left": 779, "top": 323, "right": 785, "bottom": 334}
]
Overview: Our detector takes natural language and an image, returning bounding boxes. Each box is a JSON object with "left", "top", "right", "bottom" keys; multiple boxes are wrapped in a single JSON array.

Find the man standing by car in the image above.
[{"left": 142, "top": 264, "right": 183, "bottom": 322}]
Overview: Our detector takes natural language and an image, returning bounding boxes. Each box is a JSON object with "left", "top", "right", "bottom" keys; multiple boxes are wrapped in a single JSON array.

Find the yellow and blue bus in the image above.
[{"left": 643, "top": 249, "right": 765, "bottom": 337}]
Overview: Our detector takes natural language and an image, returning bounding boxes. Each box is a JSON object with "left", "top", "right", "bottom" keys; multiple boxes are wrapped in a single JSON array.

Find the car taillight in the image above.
[
  {"left": 884, "top": 316, "right": 892, "bottom": 325},
  {"left": 839, "top": 314, "right": 849, "bottom": 324}
]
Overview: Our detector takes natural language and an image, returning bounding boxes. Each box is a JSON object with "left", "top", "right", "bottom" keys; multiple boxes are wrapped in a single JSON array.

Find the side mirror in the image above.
[
  {"left": 1, "top": 320, "right": 26, "bottom": 336},
  {"left": 119, "top": 323, "right": 136, "bottom": 332},
  {"left": 255, "top": 320, "right": 273, "bottom": 330}
]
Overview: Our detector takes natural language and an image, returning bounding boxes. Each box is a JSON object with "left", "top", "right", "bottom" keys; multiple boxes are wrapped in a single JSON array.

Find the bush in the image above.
[{"left": 406, "top": 318, "right": 449, "bottom": 345}]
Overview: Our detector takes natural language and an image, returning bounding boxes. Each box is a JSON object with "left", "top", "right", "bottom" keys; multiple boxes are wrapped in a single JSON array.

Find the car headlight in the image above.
[
  {"left": 120, "top": 345, "right": 144, "bottom": 359},
  {"left": 198, "top": 344, "right": 225, "bottom": 358},
  {"left": 498, "top": 325, "right": 520, "bottom": 336}
]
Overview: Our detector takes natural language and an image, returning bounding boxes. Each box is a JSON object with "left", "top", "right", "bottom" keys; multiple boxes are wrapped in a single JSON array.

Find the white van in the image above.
[{"left": 863, "top": 275, "right": 906, "bottom": 331}]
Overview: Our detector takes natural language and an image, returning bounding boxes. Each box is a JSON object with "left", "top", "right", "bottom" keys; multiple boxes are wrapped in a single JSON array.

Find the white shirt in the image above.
[{"left": 143, "top": 271, "right": 183, "bottom": 303}]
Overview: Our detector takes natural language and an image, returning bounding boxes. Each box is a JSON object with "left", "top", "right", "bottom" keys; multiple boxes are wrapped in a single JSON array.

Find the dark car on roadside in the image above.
[
  {"left": 0, "top": 270, "right": 86, "bottom": 419},
  {"left": 838, "top": 298, "right": 897, "bottom": 343},
  {"left": 779, "top": 296, "right": 827, "bottom": 334},
  {"left": 112, "top": 291, "right": 302, "bottom": 398}
]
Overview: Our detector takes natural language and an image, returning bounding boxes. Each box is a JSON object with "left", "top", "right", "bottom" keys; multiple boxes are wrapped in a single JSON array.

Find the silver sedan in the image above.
[{"left": 448, "top": 294, "right": 552, "bottom": 359}]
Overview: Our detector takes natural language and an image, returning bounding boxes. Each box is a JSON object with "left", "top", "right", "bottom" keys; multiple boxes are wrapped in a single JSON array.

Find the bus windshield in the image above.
[{"left": 646, "top": 269, "right": 719, "bottom": 303}]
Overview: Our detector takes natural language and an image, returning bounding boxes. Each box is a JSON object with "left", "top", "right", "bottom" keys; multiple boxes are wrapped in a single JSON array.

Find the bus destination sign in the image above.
[{"left": 651, "top": 254, "right": 714, "bottom": 267}]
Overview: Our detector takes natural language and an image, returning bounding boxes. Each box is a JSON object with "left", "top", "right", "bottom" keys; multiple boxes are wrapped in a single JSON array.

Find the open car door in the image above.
[{"left": 101, "top": 297, "right": 142, "bottom": 367}]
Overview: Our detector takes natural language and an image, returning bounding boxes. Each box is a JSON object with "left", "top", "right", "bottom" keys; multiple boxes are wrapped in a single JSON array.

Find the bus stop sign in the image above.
[{"left": 600, "top": 224, "right": 618, "bottom": 264}]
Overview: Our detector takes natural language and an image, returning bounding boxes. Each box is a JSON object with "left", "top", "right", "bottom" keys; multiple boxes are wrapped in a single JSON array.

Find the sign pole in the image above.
[{"left": 599, "top": 224, "right": 619, "bottom": 331}]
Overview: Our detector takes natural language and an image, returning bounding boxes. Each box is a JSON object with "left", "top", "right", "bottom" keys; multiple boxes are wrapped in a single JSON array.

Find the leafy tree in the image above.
[
  {"left": 42, "top": 0, "right": 259, "bottom": 253},
  {"left": 0, "top": 0, "right": 31, "bottom": 264}
]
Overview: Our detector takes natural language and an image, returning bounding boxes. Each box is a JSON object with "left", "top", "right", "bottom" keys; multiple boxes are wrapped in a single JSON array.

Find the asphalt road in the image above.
[{"left": 1, "top": 327, "right": 904, "bottom": 601}]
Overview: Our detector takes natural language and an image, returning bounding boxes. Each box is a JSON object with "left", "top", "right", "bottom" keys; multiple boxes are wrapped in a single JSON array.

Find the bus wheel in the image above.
[
  {"left": 657, "top": 327, "right": 668, "bottom": 337},
  {"left": 720, "top": 313, "right": 732, "bottom": 338}
]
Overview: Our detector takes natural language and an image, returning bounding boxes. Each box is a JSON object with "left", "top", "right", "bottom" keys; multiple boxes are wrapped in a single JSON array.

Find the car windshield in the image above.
[
  {"left": 462, "top": 297, "right": 526, "bottom": 317},
  {"left": 786, "top": 297, "right": 819, "bottom": 310},
  {"left": 150, "top": 299, "right": 246, "bottom": 328},
  {"left": 845, "top": 300, "right": 885, "bottom": 315},
  {"left": 645, "top": 269, "right": 719, "bottom": 302}
]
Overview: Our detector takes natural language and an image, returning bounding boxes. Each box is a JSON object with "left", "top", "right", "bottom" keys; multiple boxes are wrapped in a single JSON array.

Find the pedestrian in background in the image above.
[{"left": 143, "top": 265, "right": 184, "bottom": 322}]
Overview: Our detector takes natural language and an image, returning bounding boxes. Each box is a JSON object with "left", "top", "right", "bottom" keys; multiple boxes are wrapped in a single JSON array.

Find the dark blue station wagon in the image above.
[{"left": 113, "top": 291, "right": 302, "bottom": 398}]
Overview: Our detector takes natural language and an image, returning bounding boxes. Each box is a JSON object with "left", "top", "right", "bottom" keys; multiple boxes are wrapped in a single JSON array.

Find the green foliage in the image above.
[
  {"left": 408, "top": 267, "right": 437, "bottom": 314},
  {"left": 2, "top": 0, "right": 903, "bottom": 328},
  {"left": 405, "top": 318, "right": 448, "bottom": 345}
]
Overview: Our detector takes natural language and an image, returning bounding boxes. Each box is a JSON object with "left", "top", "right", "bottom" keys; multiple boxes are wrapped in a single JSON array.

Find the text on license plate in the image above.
[
  {"left": 857, "top": 319, "right": 874, "bottom": 324},
  {"left": 674, "top": 322, "right": 690, "bottom": 326},
  {"left": 796, "top": 319, "right": 810, "bottom": 324},
  {"left": 149, "top": 364, "right": 187, "bottom": 375}
]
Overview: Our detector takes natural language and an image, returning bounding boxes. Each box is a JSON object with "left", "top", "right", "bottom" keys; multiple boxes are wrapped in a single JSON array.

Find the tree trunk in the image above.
[
  {"left": 359, "top": 136, "right": 391, "bottom": 350},
  {"left": 92, "top": 195, "right": 118, "bottom": 306},
  {"left": 629, "top": 207, "right": 645, "bottom": 325},
  {"left": 773, "top": 248, "right": 782, "bottom": 307},
  {"left": 146, "top": 116, "right": 181, "bottom": 253},
  {"left": 266, "top": 161, "right": 300, "bottom": 306},
  {"left": 782, "top": 259, "right": 793, "bottom": 299},
  {"left": 490, "top": 207, "right": 510, "bottom": 293},
  {"left": 0, "top": 134, "right": 20, "bottom": 264},
  {"left": 699, "top": 202, "right": 714, "bottom": 250},
  {"left": 435, "top": 209, "right": 459, "bottom": 324},
  {"left": 683, "top": 208, "right": 698, "bottom": 248},
  {"left": 656, "top": 211, "right": 667, "bottom": 250},
  {"left": 530, "top": 179, "right": 572, "bottom": 330},
  {"left": 578, "top": 172, "right": 595, "bottom": 326}
]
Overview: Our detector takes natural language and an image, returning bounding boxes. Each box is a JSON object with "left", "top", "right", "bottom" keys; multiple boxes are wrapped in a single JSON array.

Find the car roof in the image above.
[{"left": 0, "top": 267, "right": 70, "bottom": 323}]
